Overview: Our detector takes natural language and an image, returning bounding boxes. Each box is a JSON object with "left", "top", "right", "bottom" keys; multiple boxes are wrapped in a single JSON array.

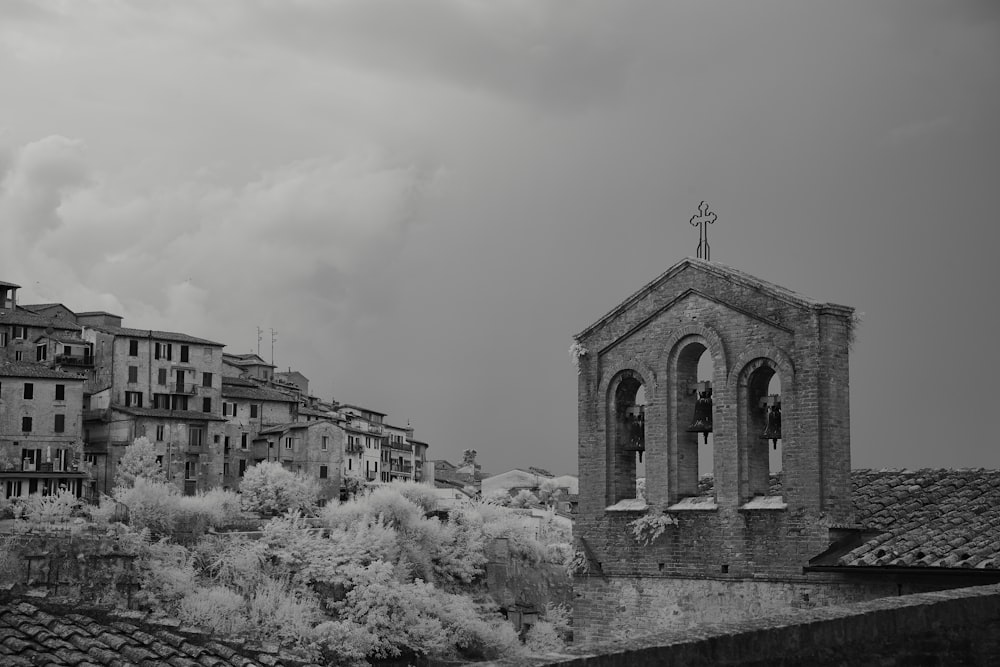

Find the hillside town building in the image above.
[{"left": 0, "top": 277, "right": 432, "bottom": 501}]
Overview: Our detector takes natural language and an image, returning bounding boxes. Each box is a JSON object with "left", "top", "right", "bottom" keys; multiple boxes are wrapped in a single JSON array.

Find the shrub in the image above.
[
  {"left": 115, "top": 436, "right": 166, "bottom": 487},
  {"left": 240, "top": 462, "right": 318, "bottom": 516},
  {"left": 178, "top": 586, "right": 247, "bottom": 635},
  {"left": 114, "top": 478, "right": 181, "bottom": 536},
  {"left": 21, "top": 489, "right": 78, "bottom": 525},
  {"left": 177, "top": 488, "right": 242, "bottom": 528}
]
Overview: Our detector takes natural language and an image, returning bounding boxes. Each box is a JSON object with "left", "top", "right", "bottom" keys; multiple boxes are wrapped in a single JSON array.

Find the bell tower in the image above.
[{"left": 572, "top": 258, "right": 855, "bottom": 644}]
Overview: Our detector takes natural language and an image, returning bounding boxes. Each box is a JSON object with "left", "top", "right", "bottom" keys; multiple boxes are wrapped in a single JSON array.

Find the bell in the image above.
[
  {"left": 686, "top": 382, "right": 713, "bottom": 444},
  {"left": 623, "top": 405, "right": 645, "bottom": 459},
  {"left": 760, "top": 395, "right": 781, "bottom": 449}
]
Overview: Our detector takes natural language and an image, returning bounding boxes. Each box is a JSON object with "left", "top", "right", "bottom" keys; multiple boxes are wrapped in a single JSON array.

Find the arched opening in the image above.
[
  {"left": 608, "top": 371, "right": 647, "bottom": 505},
  {"left": 744, "top": 362, "right": 782, "bottom": 500},
  {"left": 673, "top": 340, "right": 714, "bottom": 500}
]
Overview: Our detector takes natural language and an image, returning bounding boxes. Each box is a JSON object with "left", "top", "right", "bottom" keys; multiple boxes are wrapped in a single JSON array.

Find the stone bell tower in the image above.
[{"left": 572, "top": 258, "right": 856, "bottom": 645}]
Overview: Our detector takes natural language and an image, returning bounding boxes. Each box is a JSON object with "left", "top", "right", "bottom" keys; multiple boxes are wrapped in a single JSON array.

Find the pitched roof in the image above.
[
  {"left": 575, "top": 257, "right": 852, "bottom": 340},
  {"left": 837, "top": 469, "right": 1000, "bottom": 570},
  {"left": 221, "top": 384, "right": 297, "bottom": 403},
  {"left": 0, "top": 280, "right": 21, "bottom": 289},
  {"left": 85, "top": 324, "right": 224, "bottom": 347},
  {"left": 0, "top": 600, "right": 309, "bottom": 666},
  {"left": 260, "top": 421, "right": 315, "bottom": 434},
  {"left": 109, "top": 405, "right": 227, "bottom": 422},
  {"left": 0, "top": 362, "right": 86, "bottom": 380},
  {"left": 0, "top": 308, "right": 81, "bottom": 330}
]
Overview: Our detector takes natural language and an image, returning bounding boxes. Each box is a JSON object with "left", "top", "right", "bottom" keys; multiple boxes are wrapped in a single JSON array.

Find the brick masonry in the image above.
[
  {"left": 494, "top": 583, "right": 1000, "bottom": 666},
  {"left": 572, "top": 258, "right": 858, "bottom": 644}
]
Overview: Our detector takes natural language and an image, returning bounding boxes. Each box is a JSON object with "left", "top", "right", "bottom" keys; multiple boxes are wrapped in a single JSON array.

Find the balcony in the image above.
[
  {"left": 367, "top": 423, "right": 384, "bottom": 435},
  {"left": 171, "top": 383, "right": 199, "bottom": 396},
  {"left": 55, "top": 353, "right": 94, "bottom": 368},
  {"left": 390, "top": 462, "right": 413, "bottom": 474}
]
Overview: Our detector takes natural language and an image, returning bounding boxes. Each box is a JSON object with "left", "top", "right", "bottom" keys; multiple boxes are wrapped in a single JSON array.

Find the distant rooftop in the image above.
[{"left": 86, "top": 324, "right": 224, "bottom": 347}]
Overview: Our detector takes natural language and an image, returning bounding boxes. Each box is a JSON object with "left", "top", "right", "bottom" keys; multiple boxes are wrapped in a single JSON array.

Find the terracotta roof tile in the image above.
[{"left": 838, "top": 468, "right": 1000, "bottom": 570}]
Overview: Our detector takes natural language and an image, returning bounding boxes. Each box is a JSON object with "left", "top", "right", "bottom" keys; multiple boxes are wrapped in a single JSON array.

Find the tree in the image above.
[
  {"left": 239, "top": 461, "right": 319, "bottom": 516},
  {"left": 537, "top": 478, "right": 564, "bottom": 507},
  {"left": 115, "top": 436, "right": 165, "bottom": 488}
]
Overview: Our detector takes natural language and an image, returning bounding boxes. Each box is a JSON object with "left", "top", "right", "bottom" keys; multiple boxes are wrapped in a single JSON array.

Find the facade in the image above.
[
  {"left": 219, "top": 376, "right": 298, "bottom": 490},
  {"left": 0, "top": 283, "right": 83, "bottom": 365},
  {"left": 257, "top": 421, "right": 344, "bottom": 505},
  {"left": 571, "top": 257, "right": 1000, "bottom": 646},
  {"left": 0, "top": 362, "right": 88, "bottom": 499},
  {"left": 81, "top": 325, "right": 227, "bottom": 496}
]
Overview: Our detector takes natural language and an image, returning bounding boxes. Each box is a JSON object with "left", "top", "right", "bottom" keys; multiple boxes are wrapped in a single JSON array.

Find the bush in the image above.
[
  {"left": 178, "top": 586, "right": 247, "bottom": 635},
  {"left": 240, "top": 462, "right": 318, "bottom": 516},
  {"left": 115, "top": 436, "right": 166, "bottom": 487},
  {"left": 21, "top": 489, "right": 78, "bottom": 525},
  {"left": 114, "top": 478, "right": 181, "bottom": 536},
  {"left": 178, "top": 488, "right": 243, "bottom": 527}
]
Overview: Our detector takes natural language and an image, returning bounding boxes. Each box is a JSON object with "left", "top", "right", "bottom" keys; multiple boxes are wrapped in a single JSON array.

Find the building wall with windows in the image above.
[
  {"left": 0, "top": 363, "right": 87, "bottom": 499},
  {"left": 220, "top": 377, "right": 298, "bottom": 490},
  {"left": 258, "top": 421, "right": 344, "bottom": 505}
]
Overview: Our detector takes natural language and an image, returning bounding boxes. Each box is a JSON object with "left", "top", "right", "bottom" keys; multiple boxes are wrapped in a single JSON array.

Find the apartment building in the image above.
[
  {"left": 81, "top": 321, "right": 227, "bottom": 495},
  {"left": 0, "top": 283, "right": 83, "bottom": 365},
  {"left": 0, "top": 362, "right": 87, "bottom": 499},
  {"left": 256, "top": 420, "right": 343, "bottom": 505},
  {"left": 219, "top": 376, "right": 298, "bottom": 489}
]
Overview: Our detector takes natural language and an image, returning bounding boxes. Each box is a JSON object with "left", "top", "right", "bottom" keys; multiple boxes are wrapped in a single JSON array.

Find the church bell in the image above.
[
  {"left": 622, "top": 404, "right": 645, "bottom": 461},
  {"left": 759, "top": 394, "right": 781, "bottom": 448},
  {"left": 686, "top": 381, "right": 713, "bottom": 444}
]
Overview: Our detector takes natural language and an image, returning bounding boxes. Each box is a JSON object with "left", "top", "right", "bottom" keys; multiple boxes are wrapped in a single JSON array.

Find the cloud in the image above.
[
  {"left": 0, "top": 136, "right": 442, "bottom": 358},
  {"left": 886, "top": 117, "right": 953, "bottom": 144}
]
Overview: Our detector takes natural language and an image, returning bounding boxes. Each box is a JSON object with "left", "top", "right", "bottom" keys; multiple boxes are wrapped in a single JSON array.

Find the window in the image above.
[
  {"left": 184, "top": 460, "right": 195, "bottom": 480},
  {"left": 55, "top": 384, "right": 65, "bottom": 401},
  {"left": 154, "top": 342, "right": 161, "bottom": 360},
  {"left": 202, "top": 397, "right": 212, "bottom": 413},
  {"left": 320, "top": 465, "right": 328, "bottom": 479},
  {"left": 83, "top": 454, "right": 98, "bottom": 465},
  {"left": 128, "top": 366, "right": 139, "bottom": 383},
  {"left": 250, "top": 404, "right": 258, "bottom": 418},
  {"left": 125, "top": 391, "right": 143, "bottom": 407},
  {"left": 348, "top": 458, "right": 352, "bottom": 471},
  {"left": 180, "top": 345, "right": 189, "bottom": 363},
  {"left": 238, "top": 459, "right": 247, "bottom": 477},
  {"left": 0, "top": 332, "right": 6, "bottom": 347},
  {"left": 284, "top": 437, "right": 293, "bottom": 450},
  {"left": 153, "top": 393, "right": 169, "bottom": 409},
  {"left": 223, "top": 462, "right": 230, "bottom": 476},
  {"left": 54, "top": 414, "right": 65, "bottom": 433},
  {"left": 241, "top": 433, "right": 248, "bottom": 449},
  {"left": 14, "top": 326, "right": 27, "bottom": 340},
  {"left": 224, "top": 436, "right": 230, "bottom": 451},
  {"left": 21, "top": 417, "right": 32, "bottom": 432},
  {"left": 202, "top": 372, "right": 212, "bottom": 388},
  {"left": 189, "top": 426, "right": 204, "bottom": 447},
  {"left": 165, "top": 343, "right": 173, "bottom": 360},
  {"left": 23, "top": 383, "right": 33, "bottom": 399},
  {"left": 14, "top": 351, "right": 22, "bottom": 361},
  {"left": 129, "top": 339, "right": 139, "bottom": 356},
  {"left": 321, "top": 436, "right": 329, "bottom": 451},
  {"left": 171, "top": 395, "right": 188, "bottom": 411},
  {"left": 156, "top": 424, "right": 165, "bottom": 441},
  {"left": 36, "top": 344, "right": 47, "bottom": 362},
  {"left": 157, "top": 369, "right": 167, "bottom": 385}
]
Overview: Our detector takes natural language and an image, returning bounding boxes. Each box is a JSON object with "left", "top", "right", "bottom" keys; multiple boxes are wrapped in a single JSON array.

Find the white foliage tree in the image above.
[
  {"left": 115, "top": 436, "right": 165, "bottom": 488},
  {"left": 239, "top": 461, "right": 319, "bottom": 516}
]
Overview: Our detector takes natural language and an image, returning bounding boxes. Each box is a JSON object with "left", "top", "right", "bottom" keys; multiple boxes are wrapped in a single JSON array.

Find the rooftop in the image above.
[
  {"left": 0, "top": 600, "right": 309, "bottom": 666},
  {"left": 837, "top": 468, "right": 1000, "bottom": 570},
  {"left": 104, "top": 405, "right": 227, "bottom": 422},
  {"left": 85, "top": 324, "right": 224, "bottom": 347},
  {"left": 0, "top": 362, "right": 86, "bottom": 380},
  {"left": 221, "top": 384, "right": 297, "bottom": 403}
]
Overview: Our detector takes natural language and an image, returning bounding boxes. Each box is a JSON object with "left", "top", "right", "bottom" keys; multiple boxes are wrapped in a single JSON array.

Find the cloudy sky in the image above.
[{"left": 2, "top": 1, "right": 998, "bottom": 475}]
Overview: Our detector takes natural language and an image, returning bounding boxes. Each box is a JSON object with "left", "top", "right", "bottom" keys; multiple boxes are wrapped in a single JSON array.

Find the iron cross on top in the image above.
[{"left": 689, "top": 201, "right": 717, "bottom": 261}]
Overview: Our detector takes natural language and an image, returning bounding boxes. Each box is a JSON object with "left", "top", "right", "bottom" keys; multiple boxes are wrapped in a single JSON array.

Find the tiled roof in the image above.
[
  {"left": 221, "top": 376, "right": 258, "bottom": 387},
  {"left": 221, "top": 384, "right": 297, "bottom": 403},
  {"left": 85, "top": 324, "right": 224, "bottom": 347},
  {"left": 838, "top": 468, "right": 1000, "bottom": 570},
  {"left": 0, "top": 308, "right": 81, "bottom": 330},
  {"left": 109, "top": 405, "right": 228, "bottom": 422},
  {"left": 0, "top": 362, "right": 86, "bottom": 380},
  {"left": 0, "top": 280, "right": 21, "bottom": 289},
  {"left": 0, "top": 600, "right": 316, "bottom": 666},
  {"left": 298, "top": 407, "right": 332, "bottom": 417}
]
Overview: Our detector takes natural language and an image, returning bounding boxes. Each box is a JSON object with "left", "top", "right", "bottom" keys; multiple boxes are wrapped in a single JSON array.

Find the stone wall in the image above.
[
  {"left": 572, "top": 572, "right": 960, "bottom": 646},
  {"left": 503, "top": 583, "right": 1000, "bottom": 666}
]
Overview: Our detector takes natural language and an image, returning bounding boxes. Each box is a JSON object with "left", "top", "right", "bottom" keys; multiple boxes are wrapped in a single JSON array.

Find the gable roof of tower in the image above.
[{"left": 575, "top": 257, "right": 852, "bottom": 340}]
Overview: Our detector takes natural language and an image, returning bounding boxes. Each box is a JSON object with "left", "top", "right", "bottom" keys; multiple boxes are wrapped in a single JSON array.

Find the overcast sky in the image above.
[{"left": 2, "top": 1, "right": 998, "bottom": 475}]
